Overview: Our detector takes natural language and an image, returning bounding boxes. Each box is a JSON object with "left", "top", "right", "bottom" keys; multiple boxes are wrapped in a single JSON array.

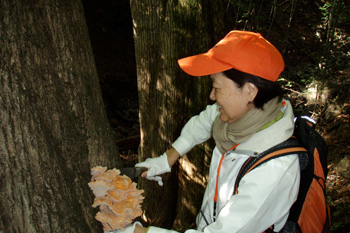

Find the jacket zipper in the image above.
[{"left": 213, "top": 143, "right": 239, "bottom": 221}]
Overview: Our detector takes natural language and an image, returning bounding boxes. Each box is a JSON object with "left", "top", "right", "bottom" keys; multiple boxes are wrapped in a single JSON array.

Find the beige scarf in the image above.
[{"left": 212, "top": 97, "right": 282, "bottom": 154}]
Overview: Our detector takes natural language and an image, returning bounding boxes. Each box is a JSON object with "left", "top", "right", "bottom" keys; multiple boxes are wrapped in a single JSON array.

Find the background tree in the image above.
[{"left": 0, "top": 0, "right": 121, "bottom": 232}]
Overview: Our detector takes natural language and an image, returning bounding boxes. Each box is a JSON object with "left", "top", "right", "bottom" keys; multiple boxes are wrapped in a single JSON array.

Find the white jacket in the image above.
[{"left": 148, "top": 100, "right": 300, "bottom": 233}]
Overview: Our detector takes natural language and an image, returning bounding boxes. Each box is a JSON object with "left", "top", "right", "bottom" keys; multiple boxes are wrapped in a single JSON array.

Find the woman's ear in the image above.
[{"left": 244, "top": 82, "right": 258, "bottom": 102}]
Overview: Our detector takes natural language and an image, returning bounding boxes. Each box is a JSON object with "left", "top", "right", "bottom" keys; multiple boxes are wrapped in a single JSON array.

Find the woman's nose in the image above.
[{"left": 210, "top": 88, "right": 215, "bottom": 101}]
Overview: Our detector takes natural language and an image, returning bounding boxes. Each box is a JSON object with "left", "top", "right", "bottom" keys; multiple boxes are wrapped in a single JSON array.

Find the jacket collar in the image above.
[{"left": 232, "top": 100, "right": 294, "bottom": 157}]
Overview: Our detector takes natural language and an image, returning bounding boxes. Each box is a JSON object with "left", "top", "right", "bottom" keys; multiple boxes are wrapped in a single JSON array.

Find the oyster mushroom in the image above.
[{"left": 88, "top": 166, "right": 144, "bottom": 231}]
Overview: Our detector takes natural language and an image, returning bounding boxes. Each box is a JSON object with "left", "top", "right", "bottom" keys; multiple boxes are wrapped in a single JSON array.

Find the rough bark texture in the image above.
[
  {"left": 0, "top": 0, "right": 121, "bottom": 232},
  {"left": 130, "top": 0, "right": 231, "bottom": 230}
]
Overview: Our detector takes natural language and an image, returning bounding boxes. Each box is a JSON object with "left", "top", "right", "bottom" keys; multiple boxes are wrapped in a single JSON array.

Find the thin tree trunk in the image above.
[{"left": 0, "top": 0, "right": 121, "bottom": 232}]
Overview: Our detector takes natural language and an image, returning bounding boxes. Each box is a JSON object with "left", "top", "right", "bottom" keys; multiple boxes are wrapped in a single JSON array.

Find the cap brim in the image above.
[{"left": 178, "top": 53, "right": 232, "bottom": 77}]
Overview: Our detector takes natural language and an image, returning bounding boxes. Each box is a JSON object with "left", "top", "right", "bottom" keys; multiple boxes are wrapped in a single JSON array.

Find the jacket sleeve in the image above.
[
  {"left": 147, "top": 154, "right": 300, "bottom": 233},
  {"left": 172, "top": 104, "right": 219, "bottom": 156}
]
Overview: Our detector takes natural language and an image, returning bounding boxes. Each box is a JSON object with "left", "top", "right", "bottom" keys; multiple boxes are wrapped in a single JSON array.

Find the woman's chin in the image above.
[{"left": 219, "top": 115, "right": 229, "bottom": 123}]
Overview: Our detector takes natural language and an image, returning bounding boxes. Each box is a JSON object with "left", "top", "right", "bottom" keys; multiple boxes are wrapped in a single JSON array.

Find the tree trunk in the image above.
[
  {"left": 0, "top": 0, "right": 121, "bottom": 232},
  {"left": 130, "top": 0, "right": 232, "bottom": 230}
]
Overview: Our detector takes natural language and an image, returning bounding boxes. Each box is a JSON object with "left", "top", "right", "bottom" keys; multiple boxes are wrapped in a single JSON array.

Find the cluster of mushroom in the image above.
[{"left": 88, "top": 166, "right": 144, "bottom": 231}]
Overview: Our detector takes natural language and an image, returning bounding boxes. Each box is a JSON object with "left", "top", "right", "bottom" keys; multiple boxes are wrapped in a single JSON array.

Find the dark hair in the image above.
[{"left": 223, "top": 68, "right": 283, "bottom": 109}]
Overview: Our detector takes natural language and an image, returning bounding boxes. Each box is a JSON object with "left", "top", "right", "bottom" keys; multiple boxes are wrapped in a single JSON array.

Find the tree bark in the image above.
[
  {"left": 0, "top": 0, "right": 121, "bottom": 232},
  {"left": 130, "top": 0, "right": 231, "bottom": 230}
]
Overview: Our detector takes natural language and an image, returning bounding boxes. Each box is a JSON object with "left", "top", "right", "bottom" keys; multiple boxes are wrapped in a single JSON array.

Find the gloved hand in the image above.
[
  {"left": 135, "top": 153, "right": 171, "bottom": 186},
  {"left": 103, "top": 221, "right": 142, "bottom": 233}
]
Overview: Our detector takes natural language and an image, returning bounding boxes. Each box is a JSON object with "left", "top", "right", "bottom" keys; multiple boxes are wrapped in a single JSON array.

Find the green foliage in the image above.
[
  {"left": 319, "top": 1, "right": 332, "bottom": 19},
  {"left": 316, "top": 0, "right": 350, "bottom": 73},
  {"left": 319, "top": 0, "right": 350, "bottom": 29},
  {"left": 185, "top": 0, "right": 199, "bottom": 8},
  {"left": 278, "top": 78, "right": 295, "bottom": 88}
]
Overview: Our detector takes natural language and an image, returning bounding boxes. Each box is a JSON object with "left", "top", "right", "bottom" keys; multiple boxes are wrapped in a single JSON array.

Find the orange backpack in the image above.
[{"left": 233, "top": 116, "right": 331, "bottom": 233}]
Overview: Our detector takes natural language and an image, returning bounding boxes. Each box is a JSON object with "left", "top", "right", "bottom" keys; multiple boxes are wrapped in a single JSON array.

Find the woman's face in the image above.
[{"left": 210, "top": 72, "right": 257, "bottom": 123}]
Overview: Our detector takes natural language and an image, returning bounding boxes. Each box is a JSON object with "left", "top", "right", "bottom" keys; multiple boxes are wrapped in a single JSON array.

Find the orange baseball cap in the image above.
[{"left": 178, "top": 30, "right": 285, "bottom": 82}]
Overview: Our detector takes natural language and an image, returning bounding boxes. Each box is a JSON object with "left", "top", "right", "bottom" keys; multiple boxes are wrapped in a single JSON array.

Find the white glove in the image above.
[
  {"left": 135, "top": 153, "right": 171, "bottom": 186},
  {"left": 104, "top": 221, "right": 142, "bottom": 233}
]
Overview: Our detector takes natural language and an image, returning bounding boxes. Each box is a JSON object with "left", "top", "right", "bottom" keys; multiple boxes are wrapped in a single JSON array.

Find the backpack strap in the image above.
[
  {"left": 294, "top": 116, "right": 328, "bottom": 177},
  {"left": 233, "top": 137, "right": 307, "bottom": 195},
  {"left": 232, "top": 137, "right": 308, "bottom": 233}
]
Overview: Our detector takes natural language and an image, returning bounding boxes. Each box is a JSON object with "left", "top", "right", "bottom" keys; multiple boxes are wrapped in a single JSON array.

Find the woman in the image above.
[{"left": 119, "top": 30, "right": 300, "bottom": 233}]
